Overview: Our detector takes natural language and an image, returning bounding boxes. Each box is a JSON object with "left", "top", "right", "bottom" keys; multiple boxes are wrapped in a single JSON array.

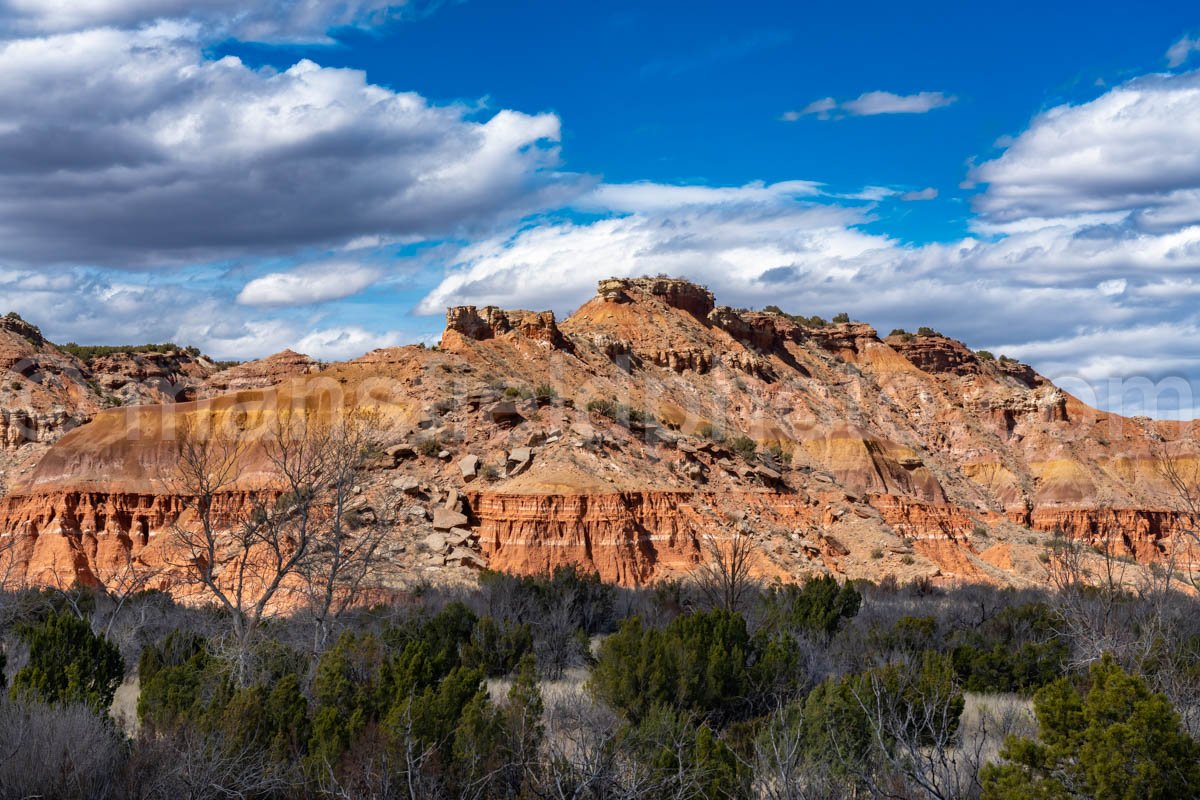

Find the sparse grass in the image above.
[
  {"left": 960, "top": 692, "right": 1037, "bottom": 767},
  {"left": 900, "top": 554, "right": 915, "bottom": 566},
  {"left": 586, "top": 398, "right": 654, "bottom": 427},
  {"left": 415, "top": 437, "right": 441, "bottom": 457},
  {"left": 729, "top": 435, "right": 757, "bottom": 462},
  {"left": 764, "top": 442, "right": 792, "bottom": 465},
  {"left": 871, "top": 548, "right": 884, "bottom": 560}
]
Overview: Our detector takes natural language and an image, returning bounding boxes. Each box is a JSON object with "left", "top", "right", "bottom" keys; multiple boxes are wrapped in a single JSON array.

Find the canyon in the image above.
[{"left": 1, "top": 278, "right": 1198, "bottom": 594}]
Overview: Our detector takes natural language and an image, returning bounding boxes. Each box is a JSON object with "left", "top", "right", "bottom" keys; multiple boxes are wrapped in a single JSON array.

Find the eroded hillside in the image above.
[{"left": 1, "top": 278, "right": 1197, "bottom": 593}]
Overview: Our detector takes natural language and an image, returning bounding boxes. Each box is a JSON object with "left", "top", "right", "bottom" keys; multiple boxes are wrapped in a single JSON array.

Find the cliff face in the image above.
[{"left": 2, "top": 279, "right": 1198, "bottom": 594}]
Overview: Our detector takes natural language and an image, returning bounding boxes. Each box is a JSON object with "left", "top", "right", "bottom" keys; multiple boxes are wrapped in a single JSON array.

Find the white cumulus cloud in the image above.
[
  {"left": 0, "top": 25, "right": 579, "bottom": 266},
  {"left": 237, "top": 262, "right": 381, "bottom": 307},
  {"left": 971, "top": 70, "right": 1200, "bottom": 226}
]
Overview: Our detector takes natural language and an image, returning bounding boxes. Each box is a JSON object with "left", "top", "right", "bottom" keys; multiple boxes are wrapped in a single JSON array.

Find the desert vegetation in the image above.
[{"left": 2, "top": 549, "right": 1200, "bottom": 798}]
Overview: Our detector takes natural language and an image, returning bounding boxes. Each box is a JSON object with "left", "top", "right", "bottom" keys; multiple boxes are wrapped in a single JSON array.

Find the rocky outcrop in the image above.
[
  {"left": 88, "top": 350, "right": 216, "bottom": 404},
  {"left": 443, "top": 306, "right": 573, "bottom": 352},
  {"left": 200, "top": 350, "right": 319, "bottom": 396},
  {"left": 708, "top": 307, "right": 784, "bottom": 352},
  {"left": 0, "top": 312, "right": 46, "bottom": 354},
  {"left": 887, "top": 333, "right": 983, "bottom": 376},
  {"left": 599, "top": 277, "right": 715, "bottom": 319},
  {"left": 797, "top": 322, "right": 879, "bottom": 357},
  {"left": 976, "top": 389, "right": 1069, "bottom": 435},
  {"left": 0, "top": 409, "right": 84, "bottom": 449}
]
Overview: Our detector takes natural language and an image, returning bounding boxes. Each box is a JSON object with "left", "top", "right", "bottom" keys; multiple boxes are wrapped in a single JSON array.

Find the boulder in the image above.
[
  {"left": 445, "top": 547, "right": 487, "bottom": 569},
  {"left": 392, "top": 475, "right": 421, "bottom": 494},
  {"left": 446, "top": 527, "right": 474, "bottom": 546},
  {"left": 386, "top": 443, "right": 416, "bottom": 461},
  {"left": 458, "top": 454, "right": 480, "bottom": 480},
  {"left": 755, "top": 465, "right": 782, "bottom": 481},
  {"left": 570, "top": 422, "right": 598, "bottom": 441},
  {"left": 488, "top": 401, "right": 524, "bottom": 426},
  {"left": 423, "top": 532, "right": 449, "bottom": 553},
  {"left": 507, "top": 446, "right": 533, "bottom": 476},
  {"left": 432, "top": 507, "right": 469, "bottom": 531}
]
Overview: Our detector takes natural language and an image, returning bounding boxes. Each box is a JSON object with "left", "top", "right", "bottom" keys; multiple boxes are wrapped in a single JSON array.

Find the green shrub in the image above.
[
  {"left": 981, "top": 654, "right": 1200, "bottom": 799},
  {"left": 729, "top": 435, "right": 757, "bottom": 461},
  {"left": 58, "top": 342, "right": 203, "bottom": 361},
  {"left": 976, "top": 349, "right": 995, "bottom": 361},
  {"left": 917, "top": 326, "right": 940, "bottom": 337},
  {"left": 832, "top": 312, "right": 851, "bottom": 324},
  {"left": 586, "top": 398, "right": 616, "bottom": 417},
  {"left": 950, "top": 603, "right": 1067, "bottom": 694},
  {"left": 797, "top": 651, "right": 963, "bottom": 784},
  {"left": 590, "top": 610, "right": 756, "bottom": 724},
  {"left": 761, "top": 575, "right": 862, "bottom": 640},
  {"left": 12, "top": 612, "right": 124, "bottom": 713},
  {"left": 586, "top": 398, "right": 654, "bottom": 428}
]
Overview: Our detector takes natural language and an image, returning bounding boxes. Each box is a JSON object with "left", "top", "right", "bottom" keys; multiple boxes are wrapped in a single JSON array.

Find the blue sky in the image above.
[{"left": 2, "top": 1, "right": 1200, "bottom": 417}]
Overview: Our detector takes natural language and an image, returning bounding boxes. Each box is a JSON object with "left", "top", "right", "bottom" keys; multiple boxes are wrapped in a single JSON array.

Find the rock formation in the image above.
[{"left": 2, "top": 279, "right": 1199, "bottom": 595}]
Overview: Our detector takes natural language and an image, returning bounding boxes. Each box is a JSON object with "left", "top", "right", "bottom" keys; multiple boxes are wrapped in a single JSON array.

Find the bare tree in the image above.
[
  {"left": 1044, "top": 531, "right": 1136, "bottom": 669},
  {"left": 0, "top": 697, "right": 126, "bottom": 800},
  {"left": 169, "top": 413, "right": 308, "bottom": 685},
  {"left": 539, "top": 688, "right": 621, "bottom": 800},
  {"left": 751, "top": 703, "right": 839, "bottom": 800},
  {"left": 170, "top": 408, "right": 393, "bottom": 682},
  {"left": 1159, "top": 450, "right": 1200, "bottom": 590},
  {"left": 94, "top": 547, "right": 163, "bottom": 639},
  {"left": 853, "top": 661, "right": 977, "bottom": 800},
  {"left": 292, "top": 410, "right": 395, "bottom": 655},
  {"left": 126, "top": 725, "right": 293, "bottom": 800},
  {"left": 693, "top": 533, "right": 759, "bottom": 614}
]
